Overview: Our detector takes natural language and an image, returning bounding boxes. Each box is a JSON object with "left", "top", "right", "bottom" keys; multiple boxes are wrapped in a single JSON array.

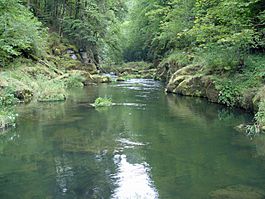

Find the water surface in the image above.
[{"left": 0, "top": 79, "right": 265, "bottom": 199}]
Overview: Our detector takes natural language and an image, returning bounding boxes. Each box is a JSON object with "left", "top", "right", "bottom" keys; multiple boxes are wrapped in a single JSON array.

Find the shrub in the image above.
[
  {"left": 215, "top": 80, "right": 240, "bottom": 107},
  {"left": 0, "top": 88, "right": 18, "bottom": 106},
  {"left": 0, "top": 88, "right": 18, "bottom": 129},
  {"left": 161, "top": 50, "right": 192, "bottom": 68},
  {"left": 194, "top": 45, "right": 242, "bottom": 71}
]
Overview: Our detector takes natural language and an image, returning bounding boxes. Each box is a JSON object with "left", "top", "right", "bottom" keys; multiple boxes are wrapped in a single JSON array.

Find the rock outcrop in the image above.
[
  {"left": 165, "top": 64, "right": 264, "bottom": 112},
  {"left": 166, "top": 65, "right": 220, "bottom": 103}
]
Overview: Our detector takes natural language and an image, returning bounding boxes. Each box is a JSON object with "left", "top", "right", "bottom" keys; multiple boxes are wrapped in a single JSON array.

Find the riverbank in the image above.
[
  {"left": 101, "top": 56, "right": 265, "bottom": 134},
  {"left": 155, "top": 54, "right": 265, "bottom": 133},
  {"left": 0, "top": 44, "right": 111, "bottom": 129}
]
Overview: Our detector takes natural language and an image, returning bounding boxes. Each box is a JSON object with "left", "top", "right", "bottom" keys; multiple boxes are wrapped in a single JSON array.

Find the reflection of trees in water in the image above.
[
  {"left": 166, "top": 94, "right": 251, "bottom": 127},
  {"left": 254, "top": 135, "right": 265, "bottom": 157},
  {"left": 53, "top": 153, "right": 115, "bottom": 198}
]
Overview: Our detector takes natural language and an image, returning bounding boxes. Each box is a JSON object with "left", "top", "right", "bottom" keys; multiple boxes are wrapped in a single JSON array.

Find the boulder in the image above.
[
  {"left": 239, "top": 88, "right": 257, "bottom": 111},
  {"left": 90, "top": 75, "right": 111, "bottom": 83},
  {"left": 116, "top": 77, "right": 125, "bottom": 82},
  {"left": 204, "top": 76, "right": 219, "bottom": 103},
  {"left": 172, "top": 76, "right": 204, "bottom": 97},
  {"left": 166, "top": 75, "right": 188, "bottom": 93}
]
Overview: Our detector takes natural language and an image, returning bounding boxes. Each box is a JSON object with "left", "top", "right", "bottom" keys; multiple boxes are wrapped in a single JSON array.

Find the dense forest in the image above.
[
  {"left": 0, "top": 0, "right": 127, "bottom": 66},
  {"left": 1, "top": 0, "right": 265, "bottom": 66}
]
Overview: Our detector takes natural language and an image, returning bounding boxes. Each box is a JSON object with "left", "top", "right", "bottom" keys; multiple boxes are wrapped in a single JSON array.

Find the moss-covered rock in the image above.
[
  {"left": 204, "top": 76, "right": 219, "bottom": 103},
  {"left": 166, "top": 65, "right": 211, "bottom": 98},
  {"left": 238, "top": 88, "right": 257, "bottom": 111},
  {"left": 90, "top": 75, "right": 111, "bottom": 83}
]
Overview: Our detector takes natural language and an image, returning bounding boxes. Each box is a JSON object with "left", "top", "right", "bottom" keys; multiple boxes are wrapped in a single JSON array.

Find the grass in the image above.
[
  {"left": 35, "top": 76, "right": 67, "bottom": 102},
  {"left": 64, "top": 73, "right": 85, "bottom": 88},
  {"left": 91, "top": 97, "right": 113, "bottom": 107}
]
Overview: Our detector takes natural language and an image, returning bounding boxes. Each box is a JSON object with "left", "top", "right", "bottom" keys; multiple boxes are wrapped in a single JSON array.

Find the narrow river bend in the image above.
[{"left": 1, "top": 79, "right": 265, "bottom": 199}]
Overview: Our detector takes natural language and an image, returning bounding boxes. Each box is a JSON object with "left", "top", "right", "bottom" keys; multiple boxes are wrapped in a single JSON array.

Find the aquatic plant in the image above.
[{"left": 92, "top": 97, "right": 112, "bottom": 107}]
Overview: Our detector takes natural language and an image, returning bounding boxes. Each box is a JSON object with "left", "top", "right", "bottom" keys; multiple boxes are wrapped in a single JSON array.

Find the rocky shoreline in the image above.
[{"left": 155, "top": 62, "right": 265, "bottom": 133}]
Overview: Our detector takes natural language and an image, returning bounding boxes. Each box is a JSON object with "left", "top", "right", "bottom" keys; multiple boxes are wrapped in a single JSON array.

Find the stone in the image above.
[
  {"left": 116, "top": 77, "right": 125, "bottom": 82},
  {"left": 90, "top": 75, "right": 111, "bottom": 83},
  {"left": 203, "top": 76, "right": 219, "bottom": 103},
  {"left": 166, "top": 75, "right": 187, "bottom": 93}
]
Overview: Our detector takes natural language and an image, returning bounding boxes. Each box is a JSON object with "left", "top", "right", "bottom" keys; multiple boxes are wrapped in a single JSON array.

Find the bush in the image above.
[
  {"left": 161, "top": 50, "right": 192, "bottom": 68},
  {"left": 194, "top": 45, "right": 242, "bottom": 71},
  {"left": 0, "top": 88, "right": 18, "bottom": 106},
  {"left": 0, "top": 88, "right": 18, "bottom": 129},
  {"left": 215, "top": 80, "right": 240, "bottom": 107}
]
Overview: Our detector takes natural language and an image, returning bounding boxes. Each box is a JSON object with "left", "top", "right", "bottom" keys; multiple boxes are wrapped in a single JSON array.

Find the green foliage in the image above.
[
  {"left": 256, "top": 101, "right": 265, "bottom": 126},
  {"left": 246, "top": 124, "right": 262, "bottom": 137},
  {"left": 26, "top": 0, "right": 127, "bottom": 65},
  {"left": 0, "top": 0, "right": 47, "bottom": 66},
  {"left": 0, "top": 88, "right": 18, "bottom": 106},
  {"left": 216, "top": 80, "right": 240, "bottom": 107},
  {"left": 65, "top": 74, "right": 85, "bottom": 88},
  {"left": 0, "top": 87, "right": 18, "bottom": 129},
  {"left": 92, "top": 97, "right": 113, "bottom": 107},
  {"left": 162, "top": 50, "right": 192, "bottom": 68},
  {"left": 194, "top": 45, "right": 242, "bottom": 71},
  {"left": 0, "top": 108, "right": 17, "bottom": 129},
  {"left": 123, "top": 0, "right": 265, "bottom": 72},
  {"left": 35, "top": 76, "right": 66, "bottom": 102}
]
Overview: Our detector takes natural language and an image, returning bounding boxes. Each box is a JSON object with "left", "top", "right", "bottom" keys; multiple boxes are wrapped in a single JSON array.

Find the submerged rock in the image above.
[{"left": 209, "top": 185, "right": 265, "bottom": 199}]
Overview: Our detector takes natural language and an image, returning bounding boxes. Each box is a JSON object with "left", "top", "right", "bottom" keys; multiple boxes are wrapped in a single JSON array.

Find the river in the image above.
[{"left": 0, "top": 79, "right": 265, "bottom": 198}]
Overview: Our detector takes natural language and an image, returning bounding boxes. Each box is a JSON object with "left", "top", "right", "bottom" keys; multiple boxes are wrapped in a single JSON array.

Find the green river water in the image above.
[{"left": 0, "top": 79, "right": 265, "bottom": 199}]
